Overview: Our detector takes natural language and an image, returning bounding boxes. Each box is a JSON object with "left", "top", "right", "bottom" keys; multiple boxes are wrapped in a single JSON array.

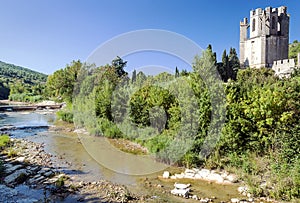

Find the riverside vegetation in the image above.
[
  {"left": 1, "top": 42, "right": 299, "bottom": 201},
  {"left": 43, "top": 44, "right": 300, "bottom": 202}
]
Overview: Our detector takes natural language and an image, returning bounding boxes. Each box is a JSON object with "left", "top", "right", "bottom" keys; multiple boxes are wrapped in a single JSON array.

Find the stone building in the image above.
[
  {"left": 272, "top": 59, "right": 295, "bottom": 77},
  {"left": 240, "top": 6, "right": 290, "bottom": 68}
]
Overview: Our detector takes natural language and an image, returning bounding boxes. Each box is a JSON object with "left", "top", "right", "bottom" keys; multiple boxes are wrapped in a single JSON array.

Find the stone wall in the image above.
[{"left": 272, "top": 59, "right": 295, "bottom": 77}]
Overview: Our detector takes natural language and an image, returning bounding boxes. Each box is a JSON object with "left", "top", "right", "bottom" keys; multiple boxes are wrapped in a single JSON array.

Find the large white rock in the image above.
[
  {"left": 207, "top": 173, "right": 224, "bottom": 183},
  {"left": 194, "top": 173, "right": 203, "bottom": 179},
  {"left": 197, "top": 169, "right": 210, "bottom": 178},
  {"left": 16, "top": 157, "right": 26, "bottom": 163},
  {"left": 171, "top": 188, "right": 190, "bottom": 197},
  {"left": 231, "top": 198, "right": 240, "bottom": 203},
  {"left": 226, "top": 174, "right": 238, "bottom": 183},
  {"left": 174, "top": 183, "right": 191, "bottom": 189},
  {"left": 162, "top": 171, "right": 170, "bottom": 179}
]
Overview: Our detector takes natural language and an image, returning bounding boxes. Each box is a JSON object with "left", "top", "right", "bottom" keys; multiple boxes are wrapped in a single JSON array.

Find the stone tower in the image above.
[{"left": 240, "top": 6, "right": 290, "bottom": 68}]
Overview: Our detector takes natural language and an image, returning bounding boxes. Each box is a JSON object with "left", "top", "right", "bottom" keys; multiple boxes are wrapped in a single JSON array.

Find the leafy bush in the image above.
[
  {"left": 57, "top": 110, "right": 74, "bottom": 123},
  {"left": 0, "top": 134, "right": 10, "bottom": 148},
  {"left": 57, "top": 103, "right": 74, "bottom": 123}
]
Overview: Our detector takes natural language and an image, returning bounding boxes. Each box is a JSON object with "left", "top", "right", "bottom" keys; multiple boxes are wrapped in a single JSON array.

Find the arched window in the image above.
[
  {"left": 272, "top": 16, "right": 276, "bottom": 29},
  {"left": 252, "top": 18, "right": 256, "bottom": 32}
]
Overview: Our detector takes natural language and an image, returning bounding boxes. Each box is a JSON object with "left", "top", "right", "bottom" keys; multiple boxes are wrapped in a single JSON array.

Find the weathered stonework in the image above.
[
  {"left": 272, "top": 59, "right": 295, "bottom": 77},
  {"left": 240, "top": 6, "right": 290, "bottom": 68}
]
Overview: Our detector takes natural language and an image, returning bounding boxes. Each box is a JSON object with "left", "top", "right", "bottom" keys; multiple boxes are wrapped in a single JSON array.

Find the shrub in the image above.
[
  {"left": 57, "top": 110, "right": 74, "bottom": 123},
  {"left": 0, "top": 134, "right": 10, "bottom": 148}
]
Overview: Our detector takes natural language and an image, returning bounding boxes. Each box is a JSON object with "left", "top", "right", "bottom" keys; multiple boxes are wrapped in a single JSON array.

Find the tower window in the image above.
[
  {"left": 272, "top": 16, "right": 276, "bottom": 29},
  {"left": 252, "top": 19, "right": 256, "bottom": 32}
]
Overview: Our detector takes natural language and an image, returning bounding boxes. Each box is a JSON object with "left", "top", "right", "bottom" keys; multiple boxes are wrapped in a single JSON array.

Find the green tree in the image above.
[
  {"left": 112, "top": 56, "right": 128, "bottom": 78},
  {"left": 175, "top": 66, "right": 180, "bottom": 78},
  {"left": 228, "top": 47, "right": 240, "bottom": 80},
  {"left": 46, "top": 60, "right": 82, "bottom": 103},
  {"left": 131, "top": 69, "right": 137, "bottom": 83}
]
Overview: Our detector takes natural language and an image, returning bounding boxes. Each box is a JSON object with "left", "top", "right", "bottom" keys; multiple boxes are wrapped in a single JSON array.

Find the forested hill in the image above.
[
  {"left": 0, "top": 61, "right": 47, "bottom": 84},
  {"left": 0, "top": 61, "right": 47, "bottom": 100}
]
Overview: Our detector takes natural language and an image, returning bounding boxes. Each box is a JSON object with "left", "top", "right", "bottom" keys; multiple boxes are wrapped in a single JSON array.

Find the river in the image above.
[
  {"left": 0, "top": 111, "right": 243, "bottom": 202},
  {"left": 0, "top": 111, "right": 167, "bottom": 185}
]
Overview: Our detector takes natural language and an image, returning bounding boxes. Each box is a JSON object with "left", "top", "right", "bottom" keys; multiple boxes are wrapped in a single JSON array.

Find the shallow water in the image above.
[
  {"left": 1, "top": 111, "right": 242, "bottom": 202},
  {"left": 1, "top": 111, "right": 164, "bottom": 185}
]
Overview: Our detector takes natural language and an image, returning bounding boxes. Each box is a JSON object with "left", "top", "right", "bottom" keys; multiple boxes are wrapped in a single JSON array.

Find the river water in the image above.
[
  {"left": 0, "top": 111, "right": 242, "bottom": 202},
  {"left": 0, "top": 111, "right": 166, "bottom": 185}
]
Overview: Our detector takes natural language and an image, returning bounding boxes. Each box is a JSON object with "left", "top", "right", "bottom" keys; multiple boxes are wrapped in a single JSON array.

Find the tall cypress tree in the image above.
[
  {"left": 175, "top": 66, "right": 180, "bottom": 78},
  {"left": 228, "top": 48, "right": 240, "bottom": 80}
]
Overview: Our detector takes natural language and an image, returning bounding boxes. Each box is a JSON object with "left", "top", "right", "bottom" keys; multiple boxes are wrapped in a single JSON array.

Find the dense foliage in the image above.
[
  {"left": 45, "top": 60, "right": 82, "bottom": 104},
  {"left": 49, "top": 48, "right": 300, "bottom": 200},
  {"left": 0, "top": 61, "right": 47, "bottom": 101},
  {"left": 289, "top": 40, "right": 300, "bottom": 63}
]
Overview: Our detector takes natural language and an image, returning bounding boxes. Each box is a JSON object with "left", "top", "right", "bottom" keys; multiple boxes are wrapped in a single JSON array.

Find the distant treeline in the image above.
[{"left": 0, "top": 61, "right": 47, "bottom": 101}]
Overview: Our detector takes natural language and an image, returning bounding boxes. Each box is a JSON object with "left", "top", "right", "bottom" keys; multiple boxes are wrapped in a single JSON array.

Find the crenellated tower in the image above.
[{"left": 240, "top": 6, "right": 290, "bottom": 68}]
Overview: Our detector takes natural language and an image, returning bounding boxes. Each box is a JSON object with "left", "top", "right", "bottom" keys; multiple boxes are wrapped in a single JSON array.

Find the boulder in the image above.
[
  {"left": 16, "top": 157, "right": 26, "bottom": 163},
  {"left": 5, "top": 164, "right": 23, "bottom": 174},
  {"left": 194, "top": 174, "right": 203, "bottom": 179},
  {"left": 206, "top": 173, "right": 224, "bottom": 183},
  {"left": 171, "top": 188, "right": 190, "bottom": 197},
  {"left": 231, "top": 198, "right": 240, "bottom": 203},
  {"left": 174, "top": 183, "right": 190, "bottom": 189},
  {"left": 197, "top": 169, "right": 210, "bottom": 178},
  {"left": 4, "top": 169, "right": 29, "bottom": 185},
  {"left": 162, "top": 171, "right": 170, "bottom": 179},
  {"left": 227, "top": 174, "right": 238, "bottom": 183}
]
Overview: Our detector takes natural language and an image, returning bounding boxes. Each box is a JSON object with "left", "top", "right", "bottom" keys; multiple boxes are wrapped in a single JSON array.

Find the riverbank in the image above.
[{"left": 0, "top": 137, "right": 141, "bottom": 202}]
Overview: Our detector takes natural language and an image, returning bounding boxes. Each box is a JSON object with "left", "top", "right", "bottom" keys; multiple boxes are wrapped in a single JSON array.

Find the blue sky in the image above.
[{"left": 0, "top": 0, "right": 299, "bottom": 74}]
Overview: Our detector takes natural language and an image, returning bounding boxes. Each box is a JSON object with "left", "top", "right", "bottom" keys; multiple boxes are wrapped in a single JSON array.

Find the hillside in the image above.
[
  {"left": 289, "top": 40, "right": 300, "bottom": 63},
  {"left": 0, "top": 61, "right": 47, "bottom": 100}
]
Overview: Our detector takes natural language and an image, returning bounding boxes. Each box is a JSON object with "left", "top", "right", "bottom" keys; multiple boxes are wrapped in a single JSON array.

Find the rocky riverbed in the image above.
[{"left": 0, "top": 138, "right": 142, "bottom": 202}]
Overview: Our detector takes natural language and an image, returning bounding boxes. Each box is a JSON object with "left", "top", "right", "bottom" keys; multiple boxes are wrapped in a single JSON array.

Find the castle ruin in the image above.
[{"left": 240, "top": 6, "right": 290, "bottom": 69}]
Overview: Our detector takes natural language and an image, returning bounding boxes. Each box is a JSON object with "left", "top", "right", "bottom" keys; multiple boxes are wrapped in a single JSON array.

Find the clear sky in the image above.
[{"left": 0, "top": 0, "right": 299, "bottom": 74}]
